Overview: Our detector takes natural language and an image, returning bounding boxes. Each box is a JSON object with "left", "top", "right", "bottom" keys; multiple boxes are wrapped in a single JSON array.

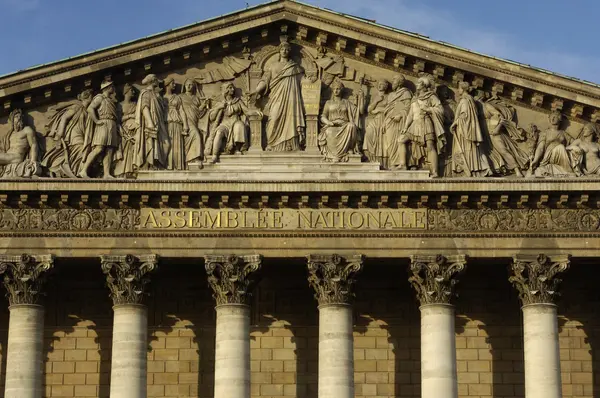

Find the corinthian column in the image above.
[
  {"left": 307, "top": 254, "right": 364, "bottom": 398},
  {"left": 509, "top": 254, "right": 570, "bottom": 398},
  {"left": 0, "top": 254, "right": 54, "bottom": 398},
  {"left": 205, "top": 254, "right": 262, "bottom": 398},
  {"left": 408, "top": 254, "right": 466, "bottom": 398},
  {"left": 101, "top": 254, "right": 158, "bottom": 398}
]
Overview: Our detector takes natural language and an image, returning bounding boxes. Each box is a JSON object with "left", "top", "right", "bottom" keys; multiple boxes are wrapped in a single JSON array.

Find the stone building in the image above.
[{"left": 0, "top": 1, "right": 598, "bottom": 397}]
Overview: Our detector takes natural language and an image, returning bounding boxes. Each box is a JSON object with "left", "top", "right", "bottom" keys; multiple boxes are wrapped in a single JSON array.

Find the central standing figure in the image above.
[{"left": 251, "top": 40, "right": 306, "bottom": 151}]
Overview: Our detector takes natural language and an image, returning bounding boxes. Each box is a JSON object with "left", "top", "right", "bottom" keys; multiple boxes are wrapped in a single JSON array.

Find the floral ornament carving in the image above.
[
  {"left": 509, "top": 254, "right": 570, "bottom": 305},
  {"left": 100, "top": 254, "right": 159, "bottom": 305},
  {"left": 307, "top": 254, "right": 364, "bottom": 305},
  {"left": 408, "top": 255, "right": 466, "bottom": 305},
  {"left": 0, "top": 254, "right": 54, "bottom": 305},
  {"left": 204, "top": 255, "right": 262, "bottom": 305}
]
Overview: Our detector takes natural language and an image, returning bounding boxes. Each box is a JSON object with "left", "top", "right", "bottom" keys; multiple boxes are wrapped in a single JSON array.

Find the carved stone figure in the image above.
[
  {"left": 318, "top": 80, "right": 363, "bottom": 162},
  {"left": 79, "top": 81, "right": 119, "bottom": 178},
  {"left": 114, "top": 84, "right": 138, "bottom": 178},
  {"left": 163, "top": 78, "right": 189, "bottom": 170},
  {"left": 479, "top": 94, "right": 529, "bottom": 177},
  {"left": 0, "top": 109, "right": 41, "bottom": 178},
  {"left": 385, "top": 75, "right": 413, "bottom": 168},
  {"left": 251, "top": 40, "right": 306, "bottom": 151},
  {"left": 528, "top": 112, "right": 575, "bottom": 177},
  {"left": 399, "top": 74, "right": 446, "bottom": 177},
  {"left": 363, "top": 79, "right": 389, "bottom": 164},
  {"left": 567, "top": 123, "right": 600, "bottom": 176},
  {"left": 206, "top": 82, "right": 261, "bottom": 163},
  {"left": 134, "top": 74, "right": 169, "bottom": 170},
  {"left": 42, "top": 89, "right": 93, "bottom": 177},
  {"left": 450, "top": 82, "right": 493, "bottom": 177},
  {"left": 180, "top": 78, "right": 207, "bottom": 167}
]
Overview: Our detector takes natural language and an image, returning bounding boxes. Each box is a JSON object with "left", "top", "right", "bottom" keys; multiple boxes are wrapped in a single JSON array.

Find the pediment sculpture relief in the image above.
[{"left": 1, "top": 39, "right": 598, "bottom": 180}]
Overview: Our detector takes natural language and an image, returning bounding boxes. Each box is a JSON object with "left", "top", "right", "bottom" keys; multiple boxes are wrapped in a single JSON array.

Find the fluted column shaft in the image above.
[
  {"left": 101, "top": 254, "right": 158, "bottom": 398},
  {"left": 307, "top": 254, "right": 364, "bottom": 398},
  {"left": 409, "top": 254, "right": 466, "bottom": 398},
  {"left": 205, "top": 254, "right": 262, "bottom": 398},
  {"left": 510, "top": 254, "right": 570, "bottom": 398},
  {"left": 0, "top": 254, "right": 54, "bottom": 398}
]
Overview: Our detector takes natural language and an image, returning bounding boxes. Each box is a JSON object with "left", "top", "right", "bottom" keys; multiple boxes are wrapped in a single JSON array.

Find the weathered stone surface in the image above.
[
  {"left": 0, "top": 253, "right": 54, "bottom": 305},
  {"left": 100, "top": 254, "right": 159, "bottom": 305},
  {"left": 307, "top": 254, "right": 364, "bottom": 305},
  {"left": 408, "top": 254, "right": 466, "bottom": 305},
  {"left": 205, "top": 254, "right": 262, "bottom": 305},
  {"left": 509, "top": 254, "right": 570, "bottom": 305}
]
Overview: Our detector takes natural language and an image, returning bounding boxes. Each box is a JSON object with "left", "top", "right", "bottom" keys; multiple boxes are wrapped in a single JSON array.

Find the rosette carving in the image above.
[
  {"left": 205, "top": 255, "right": 263, "bottom": 305},
  {"left": 510, "top": 254, "right": 570, "bottom": 305},
  {"left": 307, "top": 254, "right": 364, "bottom": 305},
  {"left": 100, "top": 254, "right": 159, "bottom": 305},
  {"left": 0, "top": 254, "right": 54, "bottom": 305},
  {"left": 408, "top": 255, "right": 466, "bottom": 305}
]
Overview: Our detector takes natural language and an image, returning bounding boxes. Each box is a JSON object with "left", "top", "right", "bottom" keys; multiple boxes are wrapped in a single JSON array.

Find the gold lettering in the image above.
[
  {"left": 189, "top": 210, "right": 201, "bottom": 228},
  {"left": 205, "top": 211, "right": 221, "bottom": 228},
  {"left": 313, "top": 212, "right": 329, "bottom": 229},
  {"left": 415, "top": 210, "right": 427, "bottom": 229},
  {"left": 381, "top": 212, "right": 396, "bottom": 229},
  {"left": 348, "top": 212, "right": 364, "bottom": 229},
  {"left": 142, "top": 210, "right": 159, "bottom": 228},
  {"left": 272, "top": 211, "right": 284, "bottom": 229},
  {"left": 257, "top": 210, "right": 268, "bottom": 228},
  {"left": 159, "top": 210, "right": 172, "bottom": 228},
  {"left": 226, "top": 211, "right": 239, "bottom": 228},
  {"left": 297, "top": 211, "right": 312, "bottom": 228},
  {"left": 367, "top": 212, "right": 380, "bottom": 229},
  {"left": 173, "top": 210, "right": 187, "bottom": 229}
]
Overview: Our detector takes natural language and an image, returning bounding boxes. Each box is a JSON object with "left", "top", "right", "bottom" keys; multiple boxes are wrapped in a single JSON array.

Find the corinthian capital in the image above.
[
  {"left": 510, "top": 254, "right": 570, "bottom": 306},
  {"left": 408, "top": 255, "right": 466, "bottom": 305},
  {"left": 0, "top": 254, "right": 54, "bottom": 305},
  {"left": 100, "top": 254, "right": 159, "bottom": 306},
  {"left": 205, "top": 255, "right": 262, "bottom": 305},
  {"left": 307, "top": 254, "right": 364, "bottom": 305}
]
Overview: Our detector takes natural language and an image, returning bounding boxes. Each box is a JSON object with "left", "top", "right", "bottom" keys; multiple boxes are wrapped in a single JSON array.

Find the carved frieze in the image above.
[
  {"left": 0, "top": 209, "right": 138, "bottom": 231},
  {"left": 100, "top": 254, "right": 158, "bottom": 306},
  {"left": 408, "top": 254, "right": 466, "bottom": 305},
  {"left": 0, "top": 254, "right": 54, "bottom": 305},
  {"left": 204, "top": 254, "right": 262, "bottom": 305},
  {"left": 306, "top": 254, "right": 364, "bottom": 305},
  {"left": 509, "top": 254, "right": 570, "bottom": 305}
]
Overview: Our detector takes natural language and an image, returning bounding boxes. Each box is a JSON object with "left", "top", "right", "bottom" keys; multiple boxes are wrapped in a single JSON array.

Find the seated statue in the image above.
[
  {"left": 0, "top": 109, "right": 41, "bottom": 178},
  {"left": 205, "top": 82, "right": 262, "bottom": 163},
  {"left": 318, "top": 80, "right": 364, "bottom": 162},
  {"left": 567, "top": 123, "right": 600, "bottom": 176},
  {"left": 528, "top": 112, "right": 575, "bottom": 177}
]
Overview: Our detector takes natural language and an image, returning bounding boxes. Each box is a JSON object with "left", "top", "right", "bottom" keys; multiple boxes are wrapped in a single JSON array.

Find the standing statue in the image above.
[
  {"left": 114, "top": 84, "right": 138, "bottom": 178},
  {"left": 385, "top": 75, "right": 413, "bottom": 169},
  {"left": 318, "top": 80, "right": 364, "bottom": 162},
  {"left": 398, "top": 73, "right": 446, "bottom": 177},
  {"left": 164, "top": 78, "right": 190, "bottom": 170},
  {"left": 567, "top": 123, "right": 600, "bottom": 176},
  {"left": 0, "top": 109, "right": 40, "bottom": 178},
  {"left": 363, "top": 79, "right": 389, "bottom": 164},
  {"left": 450, "top": 81, "right": 493, "bottom": 177},
  {"left": 134, "top": 74, "right": 169, "bottom": 170},
  {"left": 42, "top": 89, "right": 93, "bottom": 177},
  {"left": 479, "top": 94, "right": 528, "bottom": 177},
  {"left": 206, "top": 82, "right": 261, "bottom": 164},
  {"left": 180, "top": 78, "right": 207, "bottom": 167},
  {"left": 79, "top": 81, "right": 119, "bottom": 178},
  {"left": 250, "top": 40, "right": 306, "bottom": 151},
  {"left": 528, "top": 111, "right": 575, "bottom": 177}
]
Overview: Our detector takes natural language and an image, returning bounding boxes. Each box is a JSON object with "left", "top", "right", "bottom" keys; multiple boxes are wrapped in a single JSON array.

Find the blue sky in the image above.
[{"left": 1, "top": 0, "right": 598, "bottom": 83}]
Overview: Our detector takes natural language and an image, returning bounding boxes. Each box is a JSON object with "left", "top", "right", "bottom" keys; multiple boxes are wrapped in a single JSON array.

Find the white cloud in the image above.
[{"left": 304, "top": 0, "right": 600, "bottom": 84}]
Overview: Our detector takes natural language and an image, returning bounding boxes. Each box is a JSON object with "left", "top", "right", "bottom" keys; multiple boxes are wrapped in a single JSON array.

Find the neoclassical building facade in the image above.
[{"left": 0, "top": 1, "right": 598, "bottom": 398}]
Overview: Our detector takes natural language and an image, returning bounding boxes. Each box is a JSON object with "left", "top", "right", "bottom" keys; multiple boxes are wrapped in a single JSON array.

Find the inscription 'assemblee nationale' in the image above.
[{"left": 140, "top": 208, "right": 427, "bottom": 230}]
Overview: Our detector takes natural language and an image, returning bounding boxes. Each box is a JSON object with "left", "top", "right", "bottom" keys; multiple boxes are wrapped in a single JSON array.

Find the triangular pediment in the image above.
[{"left": 0, "top": 0, "right": 598, "bottom": 119}]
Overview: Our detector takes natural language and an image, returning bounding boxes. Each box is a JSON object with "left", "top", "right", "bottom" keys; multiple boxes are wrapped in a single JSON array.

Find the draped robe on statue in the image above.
[
  {"left": 134, "top": 88, "right": 168, "bottom": 169},
  {"left": 385, "top": 88, "right": 412, "bottom": 168},
  {"left": 318, "top": 98, "right": 360, "bottom": 162},
  {"left": 42, "top": 101, "right": 89, "bottom": 177},
  {"left": 261, "top": 60, "right": 305, "bottom": 151},
  {"left": 403, "top": 92, "right": 446, "bottom": 168},
  {"left": 452, "top": 93, "right": 492, "bottom": 177}
]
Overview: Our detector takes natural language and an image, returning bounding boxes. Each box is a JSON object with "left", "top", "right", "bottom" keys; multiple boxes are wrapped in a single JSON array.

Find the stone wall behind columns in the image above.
[{"left": 32, "top": 258, "right": 600, "bottom": 398}]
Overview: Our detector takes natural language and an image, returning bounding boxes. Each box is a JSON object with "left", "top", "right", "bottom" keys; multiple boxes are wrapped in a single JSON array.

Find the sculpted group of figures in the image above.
[{"left": 0, "top": 41, "right": 599, "bottom": 178}]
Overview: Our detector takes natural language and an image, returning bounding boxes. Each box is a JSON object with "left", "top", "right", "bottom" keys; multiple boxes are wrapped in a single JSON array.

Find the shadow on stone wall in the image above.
[{"left": 457, "top": 259, "right": 525, "bottom": 398}]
